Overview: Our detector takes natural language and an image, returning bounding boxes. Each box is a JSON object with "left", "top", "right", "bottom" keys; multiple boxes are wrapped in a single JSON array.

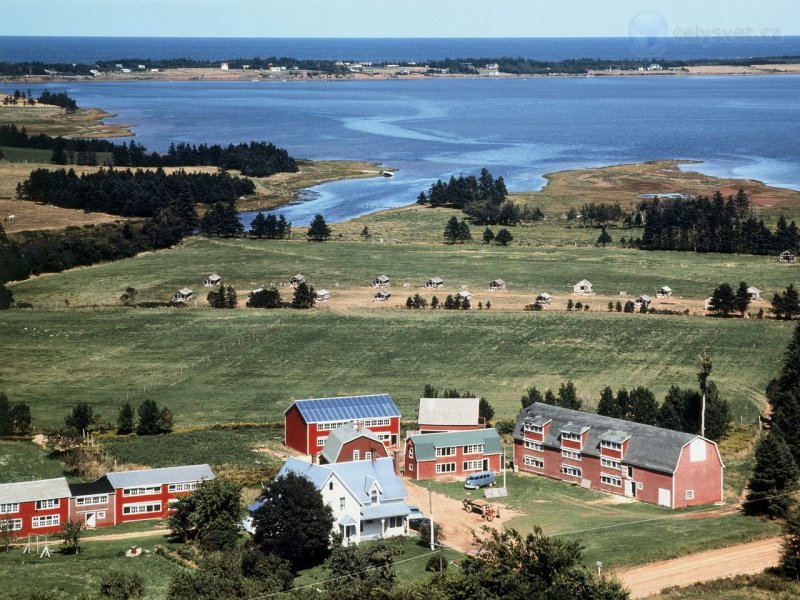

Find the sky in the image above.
[{"left": 0, "top": 0, "right": 796, "bottom": 38}]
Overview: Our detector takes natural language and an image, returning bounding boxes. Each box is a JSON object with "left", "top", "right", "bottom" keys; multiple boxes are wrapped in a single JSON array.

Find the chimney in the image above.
[
  {"left": 356, "top": 421, "right": 363, "bottom": 432},
  {"left": 311, "top": 453, "right": 318, "bottom": 465}
]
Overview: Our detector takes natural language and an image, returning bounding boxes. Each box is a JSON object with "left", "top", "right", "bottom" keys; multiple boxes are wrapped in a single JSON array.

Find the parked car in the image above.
[
  {"left": 407, "top": 506, "right": 428, "bottom": 531},
  {"left": 464, "top": 471, "right": 497, "bottom": 489}
]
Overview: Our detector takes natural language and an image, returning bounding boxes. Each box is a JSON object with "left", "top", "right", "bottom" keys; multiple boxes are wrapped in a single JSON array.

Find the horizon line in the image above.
[{"left": 1, "top": 34, "right": 798, "bottom": 40}]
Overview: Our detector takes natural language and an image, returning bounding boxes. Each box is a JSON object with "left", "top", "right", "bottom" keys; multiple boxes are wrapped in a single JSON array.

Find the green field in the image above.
[
  {"left": 0, "top": 306, "right": 793, "bottom": 428},
  {"left": 0, "top": 146, "right": 52, "bottom": 163},
  {"left": 429, "top": 473, "right": 780, "bottom": 570},
  {"left": 0, "top": 534, "right": 184, "bottom": 600},
  {"left": 0, "top": 440, "right": 65, "bottom": 483},
  {"left": 655, "top": 573, "right": 800, "bottom": 600}
]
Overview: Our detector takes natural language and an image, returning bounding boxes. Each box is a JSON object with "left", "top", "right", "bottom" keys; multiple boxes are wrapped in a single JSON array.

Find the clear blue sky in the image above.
[{"left": 1, "top": 0, "right": 796, "bottom": 38}]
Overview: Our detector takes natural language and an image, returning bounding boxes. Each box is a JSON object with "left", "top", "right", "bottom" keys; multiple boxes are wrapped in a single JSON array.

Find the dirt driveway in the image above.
[
  {"left": 404, "top": 480, "right": 520, "bottom": 553},
  {"left": 619, "top": 537, "right": 781, "bottom": 598}
]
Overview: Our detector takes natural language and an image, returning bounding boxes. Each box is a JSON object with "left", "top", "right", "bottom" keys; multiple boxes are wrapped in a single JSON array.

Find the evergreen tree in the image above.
[
  {"left": 137, "top": 399, "right": 163, "bottom": 435},
  {"left": 768, "top": 322, "right": 800, "bottom": 465},
  {"left": 744, "top": 430, "right": 799, "bottom": 518},
  {"left": 709, "top": 283, "right": 736, "bottom": 317},
  {"left": 250, "top": 212, "right": 268, "bottom": 238},
  {"left": 479, "top": 398, "right": 495, "bottom": 422},
  {"left": 615, "top": 389, "right": 632, "bottom": 420},
  {"left": 557, "top": 381, "right": 581, "bottom": 410},
  {"left": 199, "top": 202, "right": 242, "bottom": 237},
  {"left": 658, "top": 386, "right": 685, "bottom": 431},
  {"left": 224, "top": 286, "right": 237, "bottom": 309},
  {"left": 779, "top": 505, "right": 800, "bottom": 579},
  {"left": 597, "top": 227, "right": 612, "bottom": 247},
  {"left": 50, "top": 146, "right": 68, "bottom": 165},
  {"left": 628, "top": 387, "right": 659, "bottom": 426},
  {"left": 9, "top": 403, "right": 31, "bottom": 435},
  {"left": 703, "top": 381, "right": 730, "bottom": 441},
  {"left": 0, "top": 392, "right": 11, "bottom": 435},
  {"left": 734, "top": 281, "right": 751, "bottom": 317},
  {"left": 291, "top": 281, "right": 316, "bottom": 309},
  {"left": 443, "top": 216, "right": 461, "bottom": 244},
  {"left": 597, "top": 386, "right": 620, "bottom": 418},
  {"left": 65, "top": 402, "right": 98, "bottom": 432},
  {"left": 520, "top": 386, "right": 543, "bottom": 409},
  {"left": 494, "top": 228, "right": 513, "bottom": 246},
  {"left": 423, "top": 384, "right": 439, "bottom": 398},
  {"left": 172, "top": 186, "right": 199, "bottom": 235},
  {"left": 307, "top": 213, "right": 331, "bottom": 241},
  {"left": 482, "top": 227, "right": 495, "bottom": 244},
  {"left": 247, "top": 288, "right": 282, "bottom": 308},
  {"left": 784, "top": 284, "right": 800, "bottom": 320},
  {"left": 458, "top": 219, "right": 472, "bottom": 242},
  {"left": 0, "top": 283, "right": 13, "bottom": 309},
  {"left": 117, "top": 402, "right": 135, "bottom": 435},
  {"left": 543, "top": 389, "right": 557, "bottom": 406}
]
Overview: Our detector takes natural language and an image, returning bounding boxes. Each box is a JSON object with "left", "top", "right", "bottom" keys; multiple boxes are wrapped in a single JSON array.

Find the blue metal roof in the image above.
[
  {"left": 361, "top": 502, "right": 411, "bottom": 519},
  {"left": 286, "top": 394, "right": 400, "bottom": 423},
  {"left": 105, "top": 464, "right": 214, "bottom": 489}
]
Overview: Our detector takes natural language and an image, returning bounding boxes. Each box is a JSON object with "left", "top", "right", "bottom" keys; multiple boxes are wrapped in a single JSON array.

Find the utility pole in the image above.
[
  {"left": 428, "top": 481, "right": 434, "bottom": 551},
  {"left": 503, "top": 445, "right": 507, "bottom": 490}
]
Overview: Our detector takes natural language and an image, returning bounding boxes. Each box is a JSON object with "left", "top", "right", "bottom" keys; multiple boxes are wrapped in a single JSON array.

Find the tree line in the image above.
[
  {"left": 640, "top": 190, "right": 799, "bottom": 255},
  {"left": 17, "top": 167, "right": 254, "bottom": 217},
  {"left": 0, "top": 123, "right": 116, "bottom": 153},
  {"left": 2, "top": 89, "right": 78, "bottom": 111}
]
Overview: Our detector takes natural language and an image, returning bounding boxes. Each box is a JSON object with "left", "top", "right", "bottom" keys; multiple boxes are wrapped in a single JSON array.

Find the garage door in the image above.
[{"left": 658, "top": 488, "right": 671, "bottom": 508}]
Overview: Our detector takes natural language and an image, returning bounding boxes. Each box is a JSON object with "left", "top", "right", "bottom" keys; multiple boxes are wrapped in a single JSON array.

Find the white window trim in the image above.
[
  {"left": 122, "top": 501, "right": 162, "bottom": 515},
  {"left": 636, "top": 481, "right": 644, "bottom": 491},
  {"left": 408, "top": 446, "right": 414, "bottom": 458},
  {"left": 35, "top": 498, "right": 60, "bottom": 510},
  {"left": 463, "top": 444, "right": 484, "bottom": 455},
  {"left": 435, "top": 446, "right": 456, "bottom": 457},
  {"left": 600, "top": 458, "right": 621, "bottom": 470},
  {"left": 0, "top": 518, "right": 22, "bottom": 531},
  {"left": 76, "top": 495, "right": 109, "bottom": 506},
  {"left": 524, "top": 456, "right": 544, "bottom": 469},
  {"left": 316, "top": 437, "right": 327, "bottom": 447},
  {"left": 601, "top": 473, "right": 622, "bottom": 487},
  {"left": 561, "top": 449, "right": 581, "bottom": 461},
  {"left": 168, "top": 482, "right": 198, "bottom": 493},
  {"left": 32, "top": 515, "right": 60, "bottom": 528},
  {"left": 435, "top": 462, "right": 456, "bottom": 474},
  {"left": 353, "top": 450, "right": 360, "bottom": 461},
  {"left": 0, "top": 503, "right": 20, "bottom": 514},
  {"left": 524, "top": 440, "right": 543, "bottom": 452},
  {"left": 365, "top": 451, "right": 372, "bottom": 460},
  {"left": 685, "top": 489, "right": 694, "bottom": 500},
  {"left": 561, "top": 431, "right": 582, "bottom": 442},
  {"left": 524, "top": 424, "right": 543, "bottom": 434},
  {"left": 600, "top": 440, "right": 623, "bottom": 450},
  {"left": 463, "top": 460, "right": 483, "bottom": 471},
  {"left": 560, "top": 465, "right": 582, "bottom": 478},
  {"left": 122, "top": 486, "right": 161, "bottom": 497},
  {"left": 408, "top": 462, "right": 414, "bottom": 471}
]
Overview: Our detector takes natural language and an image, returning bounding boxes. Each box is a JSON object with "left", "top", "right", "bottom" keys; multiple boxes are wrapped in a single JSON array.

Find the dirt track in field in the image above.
[
  {"left": 403, "top": 480, "right": 521, "bottom": 553},
  {"left": 619, "top": 537, "right": 781, "bottom": 598}
]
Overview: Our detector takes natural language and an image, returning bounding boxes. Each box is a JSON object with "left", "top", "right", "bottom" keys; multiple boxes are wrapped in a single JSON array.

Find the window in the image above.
[
  {"left": 463, "top": 444, "right": 484, "bottom": 455},
  {"left": 0, "top": 503, "right": 19, "bottom": 514},
  {"left": 123, "top": 486, "right": 160, "bottom": 497},
  {"left": 524, "top": 441, "right": 543, "bottom": 452},
  {"left": 408, "top": 446, "right": 414, "bottom": 458},
  {"left": 601, "top": 474, "right": 622, "bottom": 487},
  {"left": 463, "top": 460, "right": 483, "bottom": 471},
  {"left": 365, "top": 451, "right": 372, "bottom": 460},
  {"left": 408, "top": 463, "right": 414, "bottom": 472},
  {"left": 317, "top": 437, "right": 327, "bottom": 447},
  {"left": 600, "top": 440, "right": 622, "bottom": 451},
  {"left": 685, "top": 490, "right": 694, "bottom": 500},
  {"left": 353, "top": 450, "right": 360, "bottom": 461},
  {"left": 317, "top": 420, "right": 350, "bottom": 431},
  {"left": 524, "top": 423, "right": 543, "bottom": 434},
  {"left": 388, "top": 516, "right": 403, "bottom": 528},
  {"left": 600, "top": 458, "right": 620, "bottom": 470},
  {"left": 339, "top": 497, "right": 346, "bottom": 510},
  {"left": 32, "top": 515, "right": 60, "bottom": 528},
  {"left": 560, "top": 465, "right": 582, "bottom": 478},
  {"left": 97, "top": 511, "right": 106, "bottom": 519},
  {"left": 636, "top": 482, "right": 644, "bottom": 491},
  {"left": 561, "top": 449, "right": 581, "bottom": 461},
  {"left": 435, "top": 463, "right": 456, "bottom": 474},
  {"left": 0, "top": 518, "right": 22, "bottom": 531},
  {"left": 35, "top": 499, "right": 60, "bottom": 510},
  {"left": 329, "top": 482, "right": 334, "bottom": 491},
  {"left": 168, "top": 482, "right": 198, "bottom": 493},
  {"left": 622, "top": 466, "right": 633, "bottom": 478},
  {"left": 123, "top": 502, "right": 161, "bottom": 515},
  {"left": 435, "top": 446, "right": 456, "bottom": 457},
  {"left": 561, "top": 431, "right": 581, "bottom": 442},
  {"left": 524, "top": 456, "right": 544, "bottom": 469},
  {"left": 361, "top": 418, "right": 391, "bottom": 428},
  {"left": 370, "top": 491, "right": 378, "bottom": 503},
  {"left": 76, "top": 495, "right": 109, "bottom": 506}
]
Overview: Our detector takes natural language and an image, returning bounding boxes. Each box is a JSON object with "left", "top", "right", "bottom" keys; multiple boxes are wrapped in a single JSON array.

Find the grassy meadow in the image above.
[
  {"left": 654, "top": 573, "right": 800, "bottom": 600},
  {"left": 0, "top": 440, "right": 65, "bottom": 483}
]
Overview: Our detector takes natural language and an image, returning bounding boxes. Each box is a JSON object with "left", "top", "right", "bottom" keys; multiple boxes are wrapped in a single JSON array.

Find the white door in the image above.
[
  {"left": 624, "top": 480, "right": 633, "bottom": 498},
  {"left": 658, "top": 488, "right": 671, "bottom": 508},
  {"left": 85, "top": 512, "right": 97, "bottom": 528}
]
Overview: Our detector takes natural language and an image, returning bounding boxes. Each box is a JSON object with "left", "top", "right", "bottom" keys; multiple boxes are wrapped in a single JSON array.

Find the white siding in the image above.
[{"left": 689, "top": 438, "right": 707, "bottom": 462}]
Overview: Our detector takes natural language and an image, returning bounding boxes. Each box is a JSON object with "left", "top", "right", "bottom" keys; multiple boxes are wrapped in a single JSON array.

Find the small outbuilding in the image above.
[
  {"left": 290, "top": 274, "right": 305, "bottom": 287},
  {"left": 573, "top": 279, "right": 593, "bottom": 295},
  {"left": 489, "top": 279, "right": 506, "bottom": 291},
  {"left": 704, "top": 297, "right": 714, "bottom": 311},
  {"left": 634, "top": 295, "right": 652, "bottom": 310},
  {"left": 779, "top": 250, "right": 797, "bottom": 263},
  {"left": 373, "top": 275, "right": 391, "bottom": 288},
  {"left": 203, "top": 273, "right": 222, "bottom": 287},
  {"left": 656, "top": 286, "right": 673, "bottom": 298},
  {"left": 457, "top": 290, "right": 472, "bottom": 302},
  {"left": 535, "top": 293, "right": 552, "bottom": 306},
  {"left": 316, "top": 289, "right": 331, "bottom": 302},
  {"left": 425, "top": 277, "right": 444, "bottom": 289},
  {"left": 319, "top": 422, "right": 389, "bottom": 464},
  {"left": 373, "top": 290, "right": 392, "bottom": 302},
  {"left": 747, "top": 286, "right": 763, "bottom": 302},
  {"left": 172, "top": 287, "right": 193, "bottom": 303}
]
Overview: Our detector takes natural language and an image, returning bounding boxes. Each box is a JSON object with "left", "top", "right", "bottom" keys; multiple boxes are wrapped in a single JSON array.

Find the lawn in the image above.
[
  {"left": 655, "top": 573, "right": 800, "bottom": 600},
  {"left": 427, "top": 473, "right": 780, "bottom": 570},
  {"left": 0, "top": 440, "right": 65, "bottom": 483},
  {"left": 0, "top": 534, "right": 184, "bottom": 600},
  {"left": 0, "top": 307, "right": 793, "bottom": 429}
]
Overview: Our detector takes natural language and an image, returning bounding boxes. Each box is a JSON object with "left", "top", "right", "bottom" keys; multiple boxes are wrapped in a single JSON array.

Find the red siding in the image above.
[
  {"left": 284, "top": 405, "right": 309, "bottom": 454},
  {"left": 673, "top": 439, "right": 724, "bottom": 508},
  {"left": 5, "top": 498, "right": 70, "bottom": 538},
  {"left": 308, "top": 417, "right": 400, "bottom": 455},
  {"left": 331, "top": 437, "right": 389, "bottom": 463},
  {"left": 405, "top": 438, "right": 501, "bottom": 481},
  {"left": 116, "top": 485, "right": 197, "bottom": 523},
  {"left": 69, "top": 495, "right": 115, "bottom": 528}
]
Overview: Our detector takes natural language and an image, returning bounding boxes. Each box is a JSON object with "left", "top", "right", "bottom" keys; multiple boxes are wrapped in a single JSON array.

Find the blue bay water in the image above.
[{"left": 5, "top": 76, "right": 800, "bottom": 226}]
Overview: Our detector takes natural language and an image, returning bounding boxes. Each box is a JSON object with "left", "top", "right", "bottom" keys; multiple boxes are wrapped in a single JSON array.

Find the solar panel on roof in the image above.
[{"left": 290, "top": 394, "right": 400, "bottom": 422}]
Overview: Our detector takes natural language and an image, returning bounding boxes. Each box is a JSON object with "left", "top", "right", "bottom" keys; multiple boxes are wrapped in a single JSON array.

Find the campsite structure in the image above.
[
  {"left": 425, "top": 277, "right": 444, "bottom": 289},
  {"left": 203, "top": 273, "right": 222, "bottom": 287},
  {"left": 373, "top": 274, "right": 391, "bottom": 288},
  {"left": 488, "top": 279, "right": 506, "bottom": 291},
  {"left": 656, "top": 286, "right": 673, "bottom": 298},
  {"left": 779, "top": 250, "right": 797, "bottom": 263},
  {"left": 573, "top": 279, "right": 593, "bottom": 295},
  {"left": 171, "top": 287, "right": 193, "bottom": 303}
]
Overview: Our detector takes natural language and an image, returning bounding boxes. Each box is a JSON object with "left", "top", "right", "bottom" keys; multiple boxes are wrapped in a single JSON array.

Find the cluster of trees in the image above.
[
  {"left": 117, "top": 399, "right": 174, "bottom": 435},
  {"left": 0, "top": 222, "right": 27, "bottom": 308},
  {"left": 579, "top": 202, "right": 626, "bottom": 227},
  {"left": 199, "top": 202, "right": 244, "bottom": 237},
  {"left": 1, "top": 89, "right": 35, "bottom": 106},
  {"left": 565, "top": 299, "right": 591, "bottom": 311},
  {"left": 707, "top": 281, "right": 754, "bottom": 317},
  {"left": 404, "top": 294, "right": 491, "bottom": 310},
  {"left": 36, "top": 90, "right": 78, "bottom": 111},
  {"left": 207, "top": 285, "right": 238, "bottom": 309},
  {"left": 482, "top": 227, "right": 513, "bottom": 245},
  {"left": 250, "top": 212, "right": 291, "bottom": 239},
  {"left": 640, "top": 190, "right": 800, "bottom": 255},
  {"left": 246, "top": 282, "right": 316, "bottom": 309},
  {"left": 423, "top": 385, "right": 495, "bottom": 422},
  {"left": 443, "top": 216, "right": 471, "bottom": 243},
  {"left": 0, "top": 392, "right": 32, "bottom": 435},
  {"left": 520, "top": 381, "right": 582, "bottom": 411},
  {"left": 418, "top": 169, "right": 524, "bottom": 225},
  {"left": 405, "top": 294, "right": 428, "bottom": 309},
  {"left": 17, "top": 167, "right": 254, "bottom": 217},
  {"left": 746, "top": 323, "right": 800, "bottom": 518},
  {"left": 772, "top": 285, "right": 800, "bottom": 320}
]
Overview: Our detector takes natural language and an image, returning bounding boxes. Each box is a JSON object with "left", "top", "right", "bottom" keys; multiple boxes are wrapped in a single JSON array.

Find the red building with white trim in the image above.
[
  {"left": 284, "top": 394, "right": 401, "bottom": 455},
  {"left": 0, "top": 478, "right": 71, "bottom": 537},
  {"left": 319, "top": 423, "right": 389, "bottom": 464},
  {"left": 68, "top": 479, "right": 116, "bottom": 529},
  {"left": 405, "top": 429, "right": 502, "bottom": 480},
  {"left": 513, "top": 403, "right": 723, "bottom": 509}
]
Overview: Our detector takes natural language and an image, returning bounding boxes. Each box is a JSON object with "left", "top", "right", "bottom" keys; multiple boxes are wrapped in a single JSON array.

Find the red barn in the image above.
[
  {"left": 68, "top": 479, "right": 116, "bottom": 529},
  {"left": 319, "top": 422, "right": 389, "bottom": 464},
  {"left": 284, "top": 394, "right": 401, "bottom": 455},
  {"left": 0, "top": 477, "right": 71, "bottom": 537},
  {"left": 513, "top": 403, "right": 723, "bottom": 509},
  {"left": 405, "top": 429, "right": 502, "bottom": 480},
  {"left": 103, "top": 464, "right": 214, "bottom": 523},
  {"left": 417, "top": 397, "right": 482, "bottom": 433}
]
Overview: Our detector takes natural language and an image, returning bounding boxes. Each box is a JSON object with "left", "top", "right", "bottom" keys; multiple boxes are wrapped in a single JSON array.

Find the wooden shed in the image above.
[
  {"left": 535, "top": 293, "right": 552, "bottom": 305},
  {"left": 316, "top": 289, "right": 331, "bottom": 302},
  {"left": 573, "top": 279, "right": 593, "bottom": 295},
  {"left": 290, "top": 274, "right": 305, "bottom": 287},
  {"left": 656, "top": 286, "right": 673, "bottom": 298},
  {"left": 425, "top": 277, "right": 444, "bottom": 289},
  {"left": 489, "top": 279, "right": 506, "bottom": 291},
  {"left": 203, "top": 273, "right": 222, "bottom": 287},
  {"left": 373, "top": 275, "right": 391, "bottom": 288},
  {"left": 747, "top": 286, "right": 762, "bottom": 301},
  {"left": 172, "top": 287, "right": 193, "bottom": 303},
  {"left": 373, "top": 290, "right": 392, "bottom": 302}
]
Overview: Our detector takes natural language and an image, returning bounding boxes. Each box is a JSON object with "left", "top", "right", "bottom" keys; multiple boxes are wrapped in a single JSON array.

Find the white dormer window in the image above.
[
  {"left": 353, "top": 450, "right": 360, "bottom": 461},
  {"left": 435, "top": 446, "right": 456, "bottom": 457},
  {"left": 370, "top": 490, "right": 378, "bottom": 504},
  {"left": 600, "top": 440, "right": 623, "bottom": 450},
  {"left": 365, "top": 451, "right": 372, "bottom": 460},
  {"left": 524, "top": 423, "right": 543, "bottom": 434},
  {"left": 561, "top": 432, "right": 581, "bottom": 442}
]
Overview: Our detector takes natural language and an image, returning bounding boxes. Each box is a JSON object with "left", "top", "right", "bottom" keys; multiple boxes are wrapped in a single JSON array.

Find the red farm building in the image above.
[
  {"left": 405, "top": 428, "right": 502, "bottom": 480},
  {"left": 319, "top": 422, "right": 390, "bottom": 464},
  {"left": 513, "top": 403, "right": 723, "bottom": 509},
  {"left": 101, "top": 464, "right": 214, "bottom": 524},
  {"left": 417, "top": 397, "right": 483, "bottom": 433},
  {"left": 0, "top": 477, "right": 71, "bottom": 537},
  {"left": 68, "top": 479, "right": 116, "bottom": 529},
  {"left": 284, "top": 394, "right": 401, "bottom": 455}
]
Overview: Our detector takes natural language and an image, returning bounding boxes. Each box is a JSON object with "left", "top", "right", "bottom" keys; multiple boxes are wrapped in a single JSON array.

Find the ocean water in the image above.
[
  {"left": 5, "top": 76, "right": 800, "bottom": 225},
  {"left": 1, "top": 36, "right": 799, "bottom": 64}
]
